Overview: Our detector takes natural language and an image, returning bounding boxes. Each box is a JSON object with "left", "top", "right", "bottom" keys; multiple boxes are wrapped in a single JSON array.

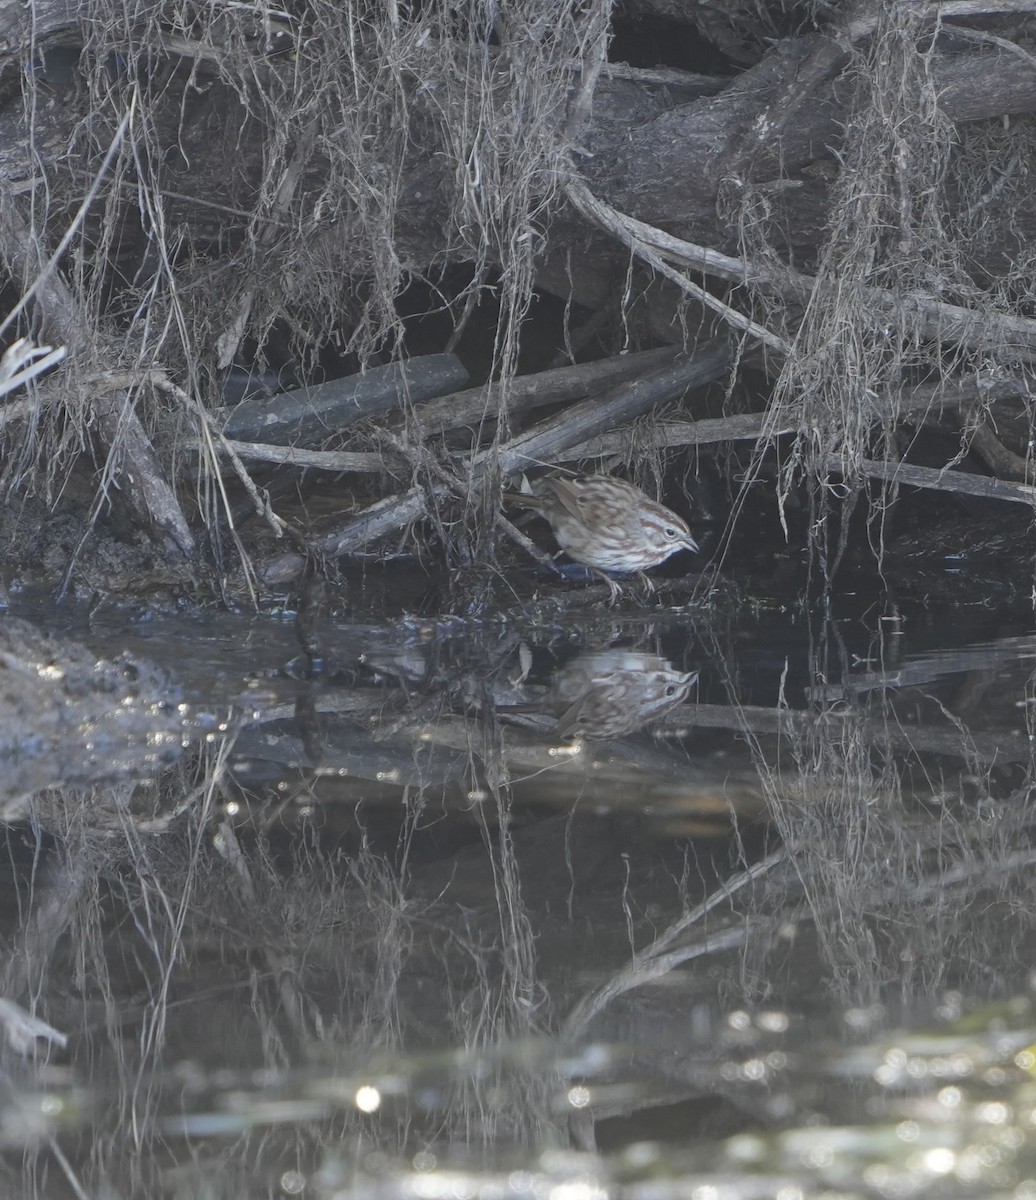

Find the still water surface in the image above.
[{"left": 0, "top": 583, "right": 1034, "bottom": 1199}]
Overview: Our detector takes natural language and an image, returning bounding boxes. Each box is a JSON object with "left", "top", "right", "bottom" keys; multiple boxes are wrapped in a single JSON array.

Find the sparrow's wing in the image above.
[{"left": 542, "top": 477, "right": 587, "bottom": 523}]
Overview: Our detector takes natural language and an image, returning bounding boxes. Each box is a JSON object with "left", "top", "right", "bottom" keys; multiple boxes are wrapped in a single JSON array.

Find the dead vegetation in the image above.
[
  {"left": 0, "top": 0, "right": 1035, "bottom": 598},
  {"left": 4, "top": 5, "right": 1036, "bottom": 1190}
]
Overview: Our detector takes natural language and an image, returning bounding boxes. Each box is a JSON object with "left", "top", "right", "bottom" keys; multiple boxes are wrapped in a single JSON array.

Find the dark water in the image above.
[{"left": 1, "top": 578, "right": 1035, "bottom": 1199}]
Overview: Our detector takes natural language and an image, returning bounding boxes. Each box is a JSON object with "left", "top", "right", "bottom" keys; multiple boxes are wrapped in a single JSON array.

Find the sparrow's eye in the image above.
[{"left": 664, "top": 526, "right": 678, "bottom": 539}]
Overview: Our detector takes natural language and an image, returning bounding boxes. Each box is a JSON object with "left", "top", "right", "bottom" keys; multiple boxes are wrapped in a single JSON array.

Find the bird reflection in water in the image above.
[{"left": 506, "top": 648, "right": 697, "bottom": 741}]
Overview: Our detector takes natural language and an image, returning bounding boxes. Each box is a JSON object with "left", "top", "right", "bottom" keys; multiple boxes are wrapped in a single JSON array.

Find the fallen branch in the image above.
[
  {"left": 217, "top": 353, "right": 469, "bottom": 446},
  {"left": 475, "top": 343, "right": 732, "bottom": 472},
  {"left": 221, "top": 441, "right": 390, "bottom": 473},
  {"left": 413, "top": 344, "right": 680, "bottom": 437},
  {"left": 965, "top": 423, "right": 1033, "bottom": 482},
  {"left": 566, "top": 412, "right": 787, "bottom": 459},
  {"left": 560, "top": 376, "right": 1030, "bottom": 459},
  {"left": 566, "top": 176, "right": 790, "bottom": 353},
  {"left": 831, "top": 455, "right": 1036, "bottom": 505},
  {"left": 210, "top": 349, "right": 682, "bottom": 471},
  {"left": 264, "top": 341, "right": 733, "bottom": 578},
  {"left": 573, "top": 178, "right": 1036, "bottom": 363},
  {"left": 605, "top": 62, "right": 729, "bottom": 93}
]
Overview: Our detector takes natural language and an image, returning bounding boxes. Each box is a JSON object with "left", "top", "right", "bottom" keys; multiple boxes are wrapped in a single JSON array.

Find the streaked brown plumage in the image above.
[
  {"left": 509, "top": 649, "right": 697, "bottom": 740},
  {"left": 503, "top": 474, "right": 698, "bottom": 580}
]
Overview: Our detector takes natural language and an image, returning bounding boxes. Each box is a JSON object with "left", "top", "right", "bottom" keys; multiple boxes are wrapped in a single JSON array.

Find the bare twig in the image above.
[
  {"left": 0, "top": 338, "right": 65, "bottom": 397},
  {"left": 153, "top": 375, "right": 289, "bottom": 539}
]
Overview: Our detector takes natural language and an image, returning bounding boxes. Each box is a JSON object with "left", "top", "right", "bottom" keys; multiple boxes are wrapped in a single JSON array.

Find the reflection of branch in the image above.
[
  {"left": 564, "top": 850, "right": 786, "bottom": 1036},
  {"left": 663, "top": 701, "right": 1035, "bottom": 766},
  {"left": 817, "top": 634, "right": 1036, "bottom": 697}
]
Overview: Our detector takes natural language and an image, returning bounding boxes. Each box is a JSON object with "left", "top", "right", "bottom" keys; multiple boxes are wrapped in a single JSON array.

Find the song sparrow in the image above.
[
  {"left": 507, "top": 648, "right": 697, "bottom": 740},
  {"left": 503, "top": 474, "right": 698, "bottom": 587}
]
